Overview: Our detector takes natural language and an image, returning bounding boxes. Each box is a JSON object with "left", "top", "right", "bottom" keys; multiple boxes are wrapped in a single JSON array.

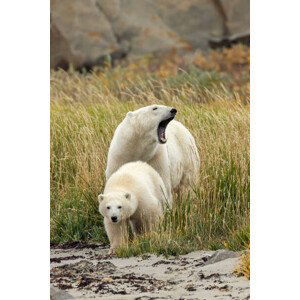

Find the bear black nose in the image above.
[
  {"left": 170, "top": 108, "right": 177, "bottom": 114},
  {"left": 111, "top": 216, "right": 118, "bottom": 222}
]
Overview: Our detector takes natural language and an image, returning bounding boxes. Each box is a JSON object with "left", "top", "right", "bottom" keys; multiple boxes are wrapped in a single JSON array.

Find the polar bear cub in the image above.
[
  {"left": 105, "top": 105, "right": 200, "bottom": 198},
  {"left": 98, "top": 161, "right": 170, "bottom": 254}
]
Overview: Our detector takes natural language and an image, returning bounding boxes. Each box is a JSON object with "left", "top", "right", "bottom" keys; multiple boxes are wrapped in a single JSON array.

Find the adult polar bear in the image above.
[{"left": 105, "top": 105, "right": 200, "bottom": 198}]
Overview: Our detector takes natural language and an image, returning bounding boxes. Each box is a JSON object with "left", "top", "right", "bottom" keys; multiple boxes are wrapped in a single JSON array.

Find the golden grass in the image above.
[
  {"left": 235, "top": 247, "right": 250, "bottom": 279},
  {"left": 51, "top": 46, "right": 249, "bottom": 255}
]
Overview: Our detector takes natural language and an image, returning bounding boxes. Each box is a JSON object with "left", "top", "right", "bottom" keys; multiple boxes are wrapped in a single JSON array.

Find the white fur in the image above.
[
  {"left": 105, "top": 105, "right": 200, "bottom": 197},
  {"left": 99, "top": 161, "right": 170, "bottom": 254},
  {"left": 165, "top": 119, "right": 200, "bottom": 191}
]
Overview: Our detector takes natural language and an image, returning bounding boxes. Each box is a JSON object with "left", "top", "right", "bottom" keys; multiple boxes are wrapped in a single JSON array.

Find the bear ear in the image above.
[
  {"left": 126, "top": 111, "right": 133, "bottom": 118},
  {"left": 124, "top": 193, "right": 131, "bottom": 200},
  {"left": 98, "top": 194, "right": 104, "bottom": 202}
]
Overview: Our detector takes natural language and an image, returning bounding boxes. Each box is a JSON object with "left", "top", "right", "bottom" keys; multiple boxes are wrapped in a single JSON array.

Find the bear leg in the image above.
[
  {"left": 104, "top": 218, "right": 128, "bottom": 254},
  {"left": 129, "top": 218, "right": 145, "bottom": 236}
]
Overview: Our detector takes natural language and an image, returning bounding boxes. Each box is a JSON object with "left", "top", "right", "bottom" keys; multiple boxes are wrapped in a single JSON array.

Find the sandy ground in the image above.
[{"left": 50, "top": 242, "right": 249, "bottom": 300}]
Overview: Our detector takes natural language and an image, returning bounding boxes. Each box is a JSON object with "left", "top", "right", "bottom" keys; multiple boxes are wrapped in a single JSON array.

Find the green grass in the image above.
[{"left": 51, "top": 58, "right": 249, "bottom": 256}]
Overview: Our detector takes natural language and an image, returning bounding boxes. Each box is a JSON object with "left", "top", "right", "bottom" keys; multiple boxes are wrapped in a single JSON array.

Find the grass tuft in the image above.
[{"left": 235, "top": 247, "right": 250, "bottom": 279}]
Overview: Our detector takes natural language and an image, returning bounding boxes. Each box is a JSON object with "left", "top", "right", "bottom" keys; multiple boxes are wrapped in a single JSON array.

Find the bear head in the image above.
[
  {"left": 126, "top": 105, "right": 177, "bottom": 144},
  {"left": 98, "top": 191, "right": 137, "bottom": 224}
]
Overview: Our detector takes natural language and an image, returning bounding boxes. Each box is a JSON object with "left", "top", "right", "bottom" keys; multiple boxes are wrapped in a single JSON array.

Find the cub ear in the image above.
[
  {"left": 126, "top": 111, "right": 133, "bottom": 118},
  {"left": 98, "top": 194, "right": 104, "bottom": 202},
  {"left": 124, "top": 193, "right": 131, "bottom": 200}
]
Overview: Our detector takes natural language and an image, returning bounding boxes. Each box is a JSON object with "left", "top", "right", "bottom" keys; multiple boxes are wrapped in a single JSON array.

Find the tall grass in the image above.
[{"left": 51, "top": 47, "right": 249, "bottom": 256}]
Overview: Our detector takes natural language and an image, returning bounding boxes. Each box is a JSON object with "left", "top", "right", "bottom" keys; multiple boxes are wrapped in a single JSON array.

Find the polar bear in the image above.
[
  {"left": 105, "top": 105, "right": 200, "bottom": 198},
  {"left": 98, "top": 161, "right": 170, "bottom": 254}
]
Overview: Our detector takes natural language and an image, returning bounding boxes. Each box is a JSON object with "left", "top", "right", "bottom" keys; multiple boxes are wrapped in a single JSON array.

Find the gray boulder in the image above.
[
  {"left": 204, "top": 249, "right": 240, "bottom": 266},
  {"left": 51, "top": 0, "right": 118, "bottom": 69}
]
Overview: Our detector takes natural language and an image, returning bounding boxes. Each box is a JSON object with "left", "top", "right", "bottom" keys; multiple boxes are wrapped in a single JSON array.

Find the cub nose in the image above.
[
  {"left": 170, "top": 108, "right": 177, "bottom": 114},
  {"left": 111, "top": 216, "right": 118, "bottom": 222}
]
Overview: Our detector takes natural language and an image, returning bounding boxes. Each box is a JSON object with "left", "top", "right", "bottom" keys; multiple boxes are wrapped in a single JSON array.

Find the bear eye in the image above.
[
  {"left": 107, "top": 206, "right": 111, "bottom": 209},
  {"left": 153, "top": 107, "right": 158, "bottom": 111},
  {"left": 118, "top": 206, "right": 122, "bottom": 209}
]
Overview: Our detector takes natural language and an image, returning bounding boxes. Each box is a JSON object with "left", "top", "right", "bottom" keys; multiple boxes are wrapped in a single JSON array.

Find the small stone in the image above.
[
  {"left": 102, "top": 277, "right": 113, "bottom": 283},
  {"left": 185, "top": 284, "right": 197, "bottom": 291}
]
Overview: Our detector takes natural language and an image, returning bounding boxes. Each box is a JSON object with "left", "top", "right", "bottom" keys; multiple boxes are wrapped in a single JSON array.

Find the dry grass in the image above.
[
  {"left": 50, "top": 46, "right": 249, "bottom": 256},
  {"left": 235, "top": 247, "right": 250, "bottom": 279}
]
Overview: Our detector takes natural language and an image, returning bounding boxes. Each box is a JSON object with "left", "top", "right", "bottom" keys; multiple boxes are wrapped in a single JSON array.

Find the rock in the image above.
[
  {"left": 204, "top": 250, "right": 240, "bottom": 266},
  {"left": 222, "top": 0, "right": 250, "bottom": 40},
  {"left": 102, "top": 277, "right": 113, "bottom": 283},
  {"left": 185, "top": 284, "right": 197, "bottom": 291},
  {"left": 50, "top": 0, "right": 118, "bottom": 69},
  {"left": 50, "top": 285, "right": 74, "bottom": 300},
  {"left": 51, "top": 0, "right": 249, "bottom": 69},
  {"left": 209, "top": 0, "right": 250, "bottom": 48}
]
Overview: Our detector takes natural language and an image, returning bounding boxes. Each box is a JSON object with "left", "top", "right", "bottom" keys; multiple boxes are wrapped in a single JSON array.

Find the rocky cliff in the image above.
[{"left": 51, "top": 0, "right": 249, "bottom": 69}]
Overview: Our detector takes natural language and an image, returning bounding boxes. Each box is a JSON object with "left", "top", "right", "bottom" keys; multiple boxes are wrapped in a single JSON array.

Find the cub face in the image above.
[
  {"left": 98, "top": 192, "right": 132, "bottom": 224},
  {"left": 127, "top": 105, "right": 177, "bottom": 144}
]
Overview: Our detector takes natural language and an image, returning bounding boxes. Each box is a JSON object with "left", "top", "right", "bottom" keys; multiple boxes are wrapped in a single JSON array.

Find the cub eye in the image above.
[
  {"left": 153, "top": 107, "right": 158, "bottom": 111},
  {"left": 118, "top": 206, "right": 122, "bottom": 209},
  {"left": 107, "top": 206, "right": 111, "bottom": 209}
]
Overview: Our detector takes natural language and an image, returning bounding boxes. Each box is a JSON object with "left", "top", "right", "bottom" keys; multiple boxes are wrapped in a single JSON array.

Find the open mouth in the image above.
[{"left": 157, "top": 116, "right": 174, "bottom": 144}]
